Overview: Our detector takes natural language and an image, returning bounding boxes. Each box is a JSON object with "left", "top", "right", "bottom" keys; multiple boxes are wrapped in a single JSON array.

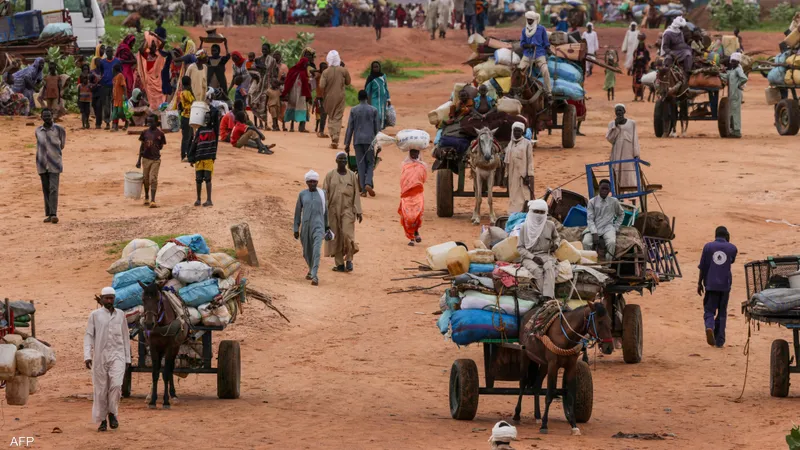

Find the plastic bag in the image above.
[
  {"left": 175, "top": 234, "right": 210, "bottom": 254},
  {"left": 395, "top": 129, "right": 430, "bottom": 151},
  {"left": 385, "top": 104, "right": 396, "bottom": 127},
  {"left": 172, "top": 261, "right": 213, "bottom": 284},
  {"left": 179, "top": 279, "right": 220, "bottom": 307},
  {"left": 112, "top": 266, "right": 156, "bottom": 289},
  {"left": 494, "top": 48, "right": 521, "bottom": 66}
]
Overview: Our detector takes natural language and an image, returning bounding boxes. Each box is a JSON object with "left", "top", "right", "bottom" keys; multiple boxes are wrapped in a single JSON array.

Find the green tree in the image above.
[
  {"left": 770, "top": 2, "right": 799, "bottom": 25},
  {"left": 710, "top": 0, "right": 760, "bottom": 30},
  {"left": 46, "top": 46, "right": 80, "bottom": 113},
  {"left": 260, "top": 32, "right": 315, "bottom": 67}
]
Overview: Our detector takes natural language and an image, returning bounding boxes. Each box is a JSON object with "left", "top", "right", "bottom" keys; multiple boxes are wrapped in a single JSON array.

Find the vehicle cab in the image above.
[{"left": 30, "top": 0, "right": 104, "bottom": 53}]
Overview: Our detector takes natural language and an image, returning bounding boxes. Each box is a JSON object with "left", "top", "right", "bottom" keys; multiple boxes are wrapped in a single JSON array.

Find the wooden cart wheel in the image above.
[
  {"left": 436, "top": 169, "right": 454, "bottom": 218},
  {"left": 770, "top": 339, "right": 790, "bottom": 398},
  {"left": 574, "top": 360, "right": 593, "bottom": 423},
  {"left": 217, "top": 340, "right": 241, "bottom": 399},
  {"left": 775, "top": 99, "right": 800, "bottom": 136},
  {"left": 449, "top": 359, "right": 479, "bottom": 420},
  {"left": 562, "top": 104, "right": 577, "bottom": 149},
  {"left": 622, "top": 304, "right": 643, "bottom": 364},
  {"left": 717, "top": 97, "right": 730, "bottom": 138},
  {"left": 122, "top": 366, "right": 132, "bottom": 398}
]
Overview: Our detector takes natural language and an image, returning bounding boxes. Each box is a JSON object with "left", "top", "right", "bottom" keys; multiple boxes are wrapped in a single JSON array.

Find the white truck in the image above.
[{"left": 32, "top": 0, "right": 104, "bottom": 53}]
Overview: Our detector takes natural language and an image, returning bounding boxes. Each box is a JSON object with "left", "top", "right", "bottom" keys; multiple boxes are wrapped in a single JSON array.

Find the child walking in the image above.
[
  {"left": 313, "top": 61, "right": 328, "bottom": 137},
  {"left": 188, "top": 107, "right": 219, "bottom": 207},
  {"left": 78, "top": 65, "right": 94, "bottom": 129},
  {"left": 43, "top": 64, "right": 61, "bottom": 119},
  {"left": 111, "top": 64, "right": 128, "bottom": 131},
  {"left": 136, "top": 115, "right": 166, "bottom": 208},
  {"left": 179, "top": 76, "right": 195, "bottom": 161},
  {"left": 603, "top": 50, "right": 618, "bottom": 102}
]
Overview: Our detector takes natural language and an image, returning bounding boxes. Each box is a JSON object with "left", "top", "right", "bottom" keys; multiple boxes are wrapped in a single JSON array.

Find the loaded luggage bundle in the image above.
[{"left": 107, "top": 234, "right": 247, "bottom": 367}]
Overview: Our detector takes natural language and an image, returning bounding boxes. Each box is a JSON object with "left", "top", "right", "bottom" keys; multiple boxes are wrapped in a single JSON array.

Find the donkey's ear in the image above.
[{"left": 491, "top": 127, "right": 499, "bottom": 135}]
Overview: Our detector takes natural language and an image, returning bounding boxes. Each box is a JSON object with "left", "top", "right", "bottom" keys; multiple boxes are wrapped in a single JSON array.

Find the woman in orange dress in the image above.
[{"left": 398, "top": 149, "right": 428, "bottom": 246}]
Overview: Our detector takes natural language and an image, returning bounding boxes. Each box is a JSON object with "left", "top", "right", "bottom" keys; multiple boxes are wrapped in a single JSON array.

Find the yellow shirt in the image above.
[{"left": 180, "top": 90, "right": 195, "bottom": 118}]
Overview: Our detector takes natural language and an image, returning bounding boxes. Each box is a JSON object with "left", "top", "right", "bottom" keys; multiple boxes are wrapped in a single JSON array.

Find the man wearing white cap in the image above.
[
  {"left": 720, "top": 52, "right": 747, "bottom": 138},
  {"left": 84, "top": 287, "right": 131, "bottom": 432},
  {"left": 582, "top": 22, "right": 599, "bottom": 76},
  {"left": 294, "top": 170, "right": 330, "bottom": 285},
  {"left": 323, "top": 152, "right": 363, "bottom": 272},
  {"left": 518, "top": 11, "right": 552, "bottom": 98}
]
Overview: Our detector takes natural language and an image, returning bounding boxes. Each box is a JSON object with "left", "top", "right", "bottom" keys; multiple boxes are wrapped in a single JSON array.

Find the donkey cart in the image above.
[
  {"left": 653, "top": 85, "right": 731, "bottom": 138},
  {"left": 449, "top": 340, "right": 594, "bottom": 422},
  {"left": 122, "top": 324, "right": 241, "bottom": 400},
  {"left": 742, "top": 256, "right": 800, "bottom": 397}
]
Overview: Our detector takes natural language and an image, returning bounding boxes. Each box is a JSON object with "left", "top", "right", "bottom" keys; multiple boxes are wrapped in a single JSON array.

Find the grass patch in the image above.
[
  {"left": 345, "top": 84, "right": 359, "bottom": 107},
  {"left": 24, "top": 143, "right": 34, "bottom": 148},
  {"left": 595, "top": 22, "right": 634, "bottom": 28},
  {"left": 106, "top": 234, "right": 184, "bottom": 256},
  {"left": 360, "top": 59, "right": 449, "bottom": 81},
  {"left": 103, "top": 15, "right": 188, "bottom": 47}
]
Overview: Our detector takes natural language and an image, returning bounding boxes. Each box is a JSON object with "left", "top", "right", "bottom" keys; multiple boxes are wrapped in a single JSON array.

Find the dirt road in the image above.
[{"left": 0, "top": 25, "right": 796, "bottom": 449}]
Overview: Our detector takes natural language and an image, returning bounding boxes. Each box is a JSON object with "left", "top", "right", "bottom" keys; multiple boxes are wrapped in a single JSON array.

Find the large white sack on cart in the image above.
[
  {"left": 186, "top": 307, "right": 202, "bottom": 325},
  {"left": 428, "top": 101, "right": 452, "bottom": 126},
  {"left": 198, "top": 303, "right": 231, "bottom": 327},
  {"left": 460, "top": 290, "right": 536, "bottom": 315},
  {"left": 374, "top": 129, "right": 430, "bottom": 152},
  {"left": 108, "top": 247, "right": 158, "bottom": 274},
  {"left": 474, "top": 59, "right": 512, "bottom": 84},
  {"left": 195, "top": 253, "right": 241, "bottom": 279},
  {"left": 172, "top": 261, "right": 213, "bottom": 284},
  {"left": 494, "top": 48, "right": 521, "bottom": 66},
  {"left": 156, "top": 242, "right": 188, "bottom": 269},
  {"left": 640, "top": 71, "right": 657, "bottom": 87},
  {"left": 124, "top": 305, "right": 144, "bottom": 324}
]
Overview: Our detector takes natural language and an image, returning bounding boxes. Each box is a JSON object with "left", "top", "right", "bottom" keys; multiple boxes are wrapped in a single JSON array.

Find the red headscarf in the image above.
[
  {"left": 231, "top": 51, "right": 244, "bottom": 66},
  {"left": 282, "top": 57, "right": 311, "bottom": 98}
]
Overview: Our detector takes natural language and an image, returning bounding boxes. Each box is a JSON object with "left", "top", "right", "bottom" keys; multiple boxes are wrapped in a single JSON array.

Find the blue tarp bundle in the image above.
[
  {"left": 450, "top": 310, "right": 519, "bottom": 345},
  {"left": 469, "top": 263, "right": 496, "bottom": 274},
  {"left": 504, "top": 212, "right": 527, "bottom": 234},
  {"left": 179, "top": 279, "right": 219, "bottom": 307},
  {"left": 111, "top": 266, "right": 156, "bottom": 289},
  {"left": 175, "top": 234, "right": 210, "bottom": 254},
  {"left": 114, "top": 283, "right": 144, "bottom": 310}
]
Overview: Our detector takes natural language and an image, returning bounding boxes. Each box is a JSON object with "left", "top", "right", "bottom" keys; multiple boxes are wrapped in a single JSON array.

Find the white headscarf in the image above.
[
  {"left": 730, "top": 52, "right": 742, "bottom": 62},
  {"left": 489, "top": 421, "right": 518, "bottom": 448},
  {"left": 101, "top": 287, "right": 116, "bottom": 296},
  {"left": 524, "top": 199, "right": 549, "bottom": 245},
  {"left": 304, "top": 170, "right": 325, "bottom": 213},
  {"left": 326, "top": 50, "right": 341, "bottom": 67},
  {"left": 614, "top": 103, "right": 626, "bottom": 112},
  {"left": 511, "top": 121, "right": 525, "bottom": 142},
  {"left": 305, "top": 170, "right": 319, "bottom": 181},
  {"left": 630, "top": 21, "right": 637, "bottom": 30},
  {"left": 335, "top": 151, "right": 347, "bottom": 159},
  {"left": 668, "top": 16, "right": 686, "bottom": 33},
  {"left": 524, "top": 11, "right": 540, "bottom": 38}
]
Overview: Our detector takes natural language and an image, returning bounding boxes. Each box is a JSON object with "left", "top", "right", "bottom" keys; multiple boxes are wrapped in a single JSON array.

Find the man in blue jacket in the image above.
[
  {"left": 697, "top": 226, "right": 738, "bottom": 348},
  {"left": 518, "top": 11, "right": 551, "bottom": 100}
]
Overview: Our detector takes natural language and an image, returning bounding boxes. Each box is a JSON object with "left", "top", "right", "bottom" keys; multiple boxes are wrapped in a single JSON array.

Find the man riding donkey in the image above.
[
  {"left": 660, "top": 16, "right": 693, "bottom": 94},
  {"left": 517, "top": 11, "right": 552, "bottom": 104}
]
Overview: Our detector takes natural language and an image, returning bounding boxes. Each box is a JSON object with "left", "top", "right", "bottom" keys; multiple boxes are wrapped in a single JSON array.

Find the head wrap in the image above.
[
  {"left": 614, "top": 103, "right": 626, "bottom": 112},
  {"left": 365, "top": 60, "right": 384, "bottom": 88},
  {"left": 196, "top": 49, "right": 207, "bottom": 60},
  {"left": 669, "top": 16, "right": 686, "bottom": 33},
  {"left": 489, "top": 421, "right": 518, "bottom": 448},
  {"left": 511, "top": 122, "right": 526, "bottom": 141},
  {"left": 525, "top": 11, "right": 540, "bottom": 38},
  {"left": 305, "top": 170, "right": 319, "bottom": 181},
  {"left": 630, "top": 21, "right": 637, "bottom": 29},
  {"left": 730, "top": 52, "right": 742, "bottom": 62},
  {"left": 587, "top": 22, "right": 593, "bottom": 30},
  {"left": 131, "top": 88, "right": 142, "bottom": 102},
  {"left": 336, "top": 151, "right": 347, "bottom": 159},
  {"left": 524, "top": 199, "right": 549, "bottom": 245},
  {"left": 326, "top": 50, "right": 341, "bottom": 67},
  {"left": 282, "top": 57, "right": 312, "bottom": 99},
  {"left": 101, "top": 287, "right": 116, "bottom": 296},
  {"left": 231, "top": 51, "right": 244, "bottom": 65}
]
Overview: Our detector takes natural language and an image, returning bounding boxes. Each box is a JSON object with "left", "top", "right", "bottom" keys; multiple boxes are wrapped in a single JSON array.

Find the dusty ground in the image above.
[{"left": 0, "top": 25, "right": 797, "bottom": 449}]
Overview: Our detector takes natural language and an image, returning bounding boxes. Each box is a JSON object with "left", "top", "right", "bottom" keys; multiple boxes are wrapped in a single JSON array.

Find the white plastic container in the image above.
[
  {"left": 22, "top": 338, "right": 56, "bottom": 370},
  {"left": 6, "top": 376, "right": 29, "bottom": 405},
  {"left": 446, "top": 246, "right": 471, "bottom": 276},
  {"left": 492, "top": 236, "right": 520, "bottom": 263},
  {"left": 468, "top": 249, "right": 495, "bottom": 264},
  {"left": 124, "top": 171, "right": 144, "bottom": 200},
  {"left": 426, "top": 242, "right": 458, "bottom": 270},
  {"left": 189, "top": 101, "right": 210, "bottom": 129},
  {"left": 555, "top": 240, "right": 582, "bottom": 263},
  {"left": 0, "top": 344, "right": 17, "bottom": 380},
  {"left": 428, "top": 101, "right": 452, "bottom": 126},
  {"left": 15, "top": 349, "right": 47, "bottom": 377},
  {"left": 789, "top": 271, "right": 800, "bottom": 289}
]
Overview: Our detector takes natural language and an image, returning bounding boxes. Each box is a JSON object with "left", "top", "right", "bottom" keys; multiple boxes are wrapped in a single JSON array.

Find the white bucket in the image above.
[
  {"left": 124, "top": 171, "right": 144, "bottom": 200},
  {"left": 189, "top": 101, "right": 209, "bottom": 129},
  {"left": 161, "top": 110, "right": 180, "bottom": 132},
  {"left": 789, "top": 271, "right": 800, "bottom": 289}
]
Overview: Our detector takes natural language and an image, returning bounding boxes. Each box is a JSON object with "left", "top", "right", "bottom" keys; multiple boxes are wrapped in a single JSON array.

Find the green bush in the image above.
[
  {"left": 710, "top": 0, "right": 760, "bottom": 30},
  {"left": 46, "top": 46, "right": 80, "bottom": 113},
  {"left": 260, "top": 32, "right": 315, "bottom": 68},
  {"left": 770, "top": 1, "right": 799, "bottom": 25},
  {"left": 788, "top": 425, "right": 800, "bottom": 450}
]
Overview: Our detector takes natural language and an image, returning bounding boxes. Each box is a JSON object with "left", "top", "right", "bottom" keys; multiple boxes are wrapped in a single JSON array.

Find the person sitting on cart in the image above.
[
  {"left": 438, "top": 89, "right": 474, "bottom": 157},
  {"left": 581, "top": 179, "right": 624, "bottom": 261},
  {"left": 473, "top": 84, "right": 496, "bottom": 115},
  {"left": 517, "top": 199, "right": 561, "bottom": 300},
  {"left": 518, "top": 11, "right": 552, "bottom": 101},
  {"left": 697, "top": 226, "right": 737, "bottom": 348},
  {"left": 719, "top": 52, "right": 747, "bottom": 139},
  {"left": 660, "top": 16, "right": 693, "bottom": 92}
]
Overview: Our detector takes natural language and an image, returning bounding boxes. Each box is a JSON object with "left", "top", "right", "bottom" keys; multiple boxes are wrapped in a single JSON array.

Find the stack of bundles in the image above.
[
  {"left": 434, "top": 221, "right": 618, "bottom": 346},
  {"left": 0, "top": 335, "right": 56, "bottom": 406},
  {"left": 745, "top": 289, "right": 800, "bottom": 318},
  {"left": 107, "top": 234, "right": 245, "bottom": 329},
  {"left": 0, "top": 301, "right": 36, "bottom": 329}
]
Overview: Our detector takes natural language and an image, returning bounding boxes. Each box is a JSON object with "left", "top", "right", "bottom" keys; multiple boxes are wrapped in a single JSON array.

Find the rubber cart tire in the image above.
[
  {"left": 718, "top": 97, "right": 730, "bottom": 138},
  {"left": 654, "top": 99, "right": 665, "bottom": 137},
  {"left": 217, "top": 340, "right": 241, "bottom": 399},
  {"left": 122, "top": 366, "right": 132, "bottom": 398},
  {"left": 449, "top": 359, "right": 479, "bottom": 420},
  {"left": 622, "top": 304, "right": 643, "bottom": 364},
  {"left": 770, "top": 339, "right": 790, "bottom": 398},
  {"left": 436, "top": 169, "right": 454, "bottom": 218},
  {"left": 775, "top": 98, "right": 800, "bottom": 136},
  {"left": 574, "top": 360, "right": 593, "bottom": 423},
  {"left": 562, "top": 104, "right": 577, "bottom": 149}
]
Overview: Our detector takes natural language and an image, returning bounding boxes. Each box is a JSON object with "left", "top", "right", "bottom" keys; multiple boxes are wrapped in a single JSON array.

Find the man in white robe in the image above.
[
  {"left": 621, "top": 22, "right": 639, "bottom": 74},
  {"left": 84, "top": 287, "right": 131, "bottom": 432},
  {"left": 437, "top": 0, "right": 453, "bottom": 38},
  {"left": 606, "top": 104, "right": 641, "bottom": 192},
  {"left": 582, "top": 22, "right": 599, "bottom": 76}
]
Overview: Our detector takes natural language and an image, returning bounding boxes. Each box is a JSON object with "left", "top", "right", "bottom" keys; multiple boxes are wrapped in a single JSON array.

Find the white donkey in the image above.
[{"left": 468, "top": 127, "right": 502, "bottom": 225}]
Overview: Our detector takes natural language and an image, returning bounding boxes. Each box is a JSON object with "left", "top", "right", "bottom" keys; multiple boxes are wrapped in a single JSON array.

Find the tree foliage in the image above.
[
  {"left": 770, "top": 2, "right": 799, "bottom": 25},
  {"left": 46, "top": 46, "right": 80, "bottom": 113},
  {"left": 260, "top": 32, "right": 315, "bottom": 67},
  {"left": 710, "top": 0, "right": 760, "bottom": 30}
]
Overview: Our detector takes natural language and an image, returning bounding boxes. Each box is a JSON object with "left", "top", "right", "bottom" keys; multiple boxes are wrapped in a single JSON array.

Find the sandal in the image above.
[
  {"left": 311, "top": 278, "right": 319, "bottom": 286},
  {"left": 415, "top": 233, "right": 422, "bottom": 243},
  {"left": 305, "top": 273, "right": 312, "bottom": 280},
  {"left": 408, "top": 241, "right": 415, "bottom": 246},
  {"left": 332, "top": 265, "right": 345, "bottom": 272}
]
